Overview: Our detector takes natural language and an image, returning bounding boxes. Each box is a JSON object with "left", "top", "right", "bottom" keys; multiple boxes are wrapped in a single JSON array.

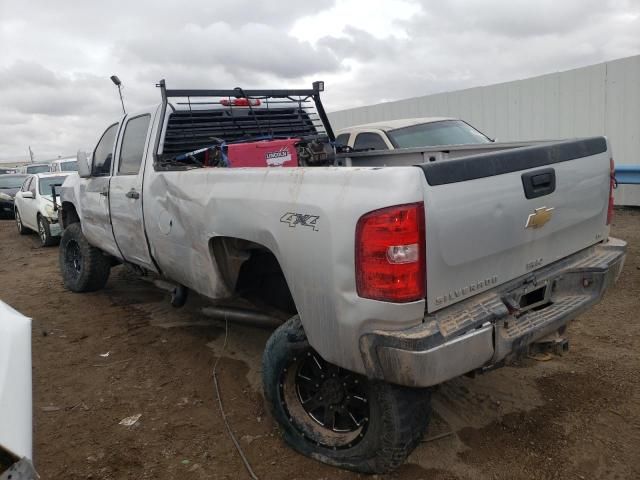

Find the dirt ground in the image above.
[{"left": 1, "top": 209, "right": 639, "bottom": 480}]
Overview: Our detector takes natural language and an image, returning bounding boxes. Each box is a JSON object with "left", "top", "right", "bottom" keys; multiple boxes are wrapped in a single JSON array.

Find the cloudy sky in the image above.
[{"left": 1, "top": 0, "right": 639, "bottom": 162}]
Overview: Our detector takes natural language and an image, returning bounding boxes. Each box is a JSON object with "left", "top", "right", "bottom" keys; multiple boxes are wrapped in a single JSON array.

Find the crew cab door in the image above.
[
  {"left": 109, "top": 112, "right": 157, "bottom": 272},
  {"left": 81, "top": 122, "right": 121, "bottom": 258}
]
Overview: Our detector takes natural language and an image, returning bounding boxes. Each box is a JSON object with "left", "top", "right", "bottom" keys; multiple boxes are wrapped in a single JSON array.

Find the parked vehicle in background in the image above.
[
  {"left": 18, "top": 163, "right": 50, "bottom": 175},
  {"left": 0, "top": 174, "right": 27, "bottom": 219},
  {"left": 50, "top": 157, "right": 78, "bottom": 173},
  {"left": 0, "top": 168, "right": 17, "bottom": 174},
  {"left": 335, "top": 117, "right": 493, "bottom": 151},
  {"left": 58, "top": 81, "right": 625, "bottom": 473},
  {"left": 0, "top": 301, "right": 37, "bottom": 479},
  {"left": 14, "top": 172, "right": 72, "bottom": 246}
]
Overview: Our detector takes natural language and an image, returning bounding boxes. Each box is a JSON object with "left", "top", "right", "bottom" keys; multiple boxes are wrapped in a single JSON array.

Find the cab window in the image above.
[
  {"left": 118, "top": 115, "right": 151, "bottom": 175},
  {"left": 335, "top": 133, "right": 350, "bottom": 149},
  {"left": 92, "top": 123, "right": 119, "bottom": 176},
  {"left": 353, "top": 132, "right": 388, "bottom": 151}
]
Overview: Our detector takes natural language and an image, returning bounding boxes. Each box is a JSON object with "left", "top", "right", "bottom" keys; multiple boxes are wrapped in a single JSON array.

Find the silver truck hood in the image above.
[{"left": 0, "top": 301, "right": 32, "bottom": 461}]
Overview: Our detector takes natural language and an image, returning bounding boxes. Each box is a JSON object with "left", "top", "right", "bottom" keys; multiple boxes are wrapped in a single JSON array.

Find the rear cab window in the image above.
[
  {"left": 92, "top": 123, "right": 119, "bottom": 176},
  {"left": 118, "top": 115, "right": 151, "bottom": 175}
]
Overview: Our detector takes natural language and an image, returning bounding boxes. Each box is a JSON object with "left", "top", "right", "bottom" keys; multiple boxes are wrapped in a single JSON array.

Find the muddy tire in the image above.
[
  {"left": 38, "top": 215, "right": 58, "bottom": 247},
  {"left": 59, "top": 222, "right": 111, "bottom": 292},
  {"left": 15, "top": 209, "right": 29, "bottom": 235},
  {"left": 262, "top": 316, "right": 431, "bottom": 474}
]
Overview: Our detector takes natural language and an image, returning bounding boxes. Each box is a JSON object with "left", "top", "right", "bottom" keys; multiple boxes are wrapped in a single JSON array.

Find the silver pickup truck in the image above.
[{"left": 59, "top": 81, "right": 626, "bottom": 473}]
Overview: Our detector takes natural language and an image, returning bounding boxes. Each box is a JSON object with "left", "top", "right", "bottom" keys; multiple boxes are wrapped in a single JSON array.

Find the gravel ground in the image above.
[{"left": 0, "top": 209, "right": 638, "bottom": 480}]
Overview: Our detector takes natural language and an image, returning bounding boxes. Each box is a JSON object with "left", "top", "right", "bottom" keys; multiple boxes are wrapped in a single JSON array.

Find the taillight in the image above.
[
  {"left": 355, "top": 203, "right": 426, "bottom": 303},
  {"left": 607, "top": 157, "right": 615, "bottom": 225}
]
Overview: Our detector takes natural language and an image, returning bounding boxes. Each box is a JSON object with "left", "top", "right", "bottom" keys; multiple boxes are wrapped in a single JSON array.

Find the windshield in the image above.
[
  {"left": 0, "top": 175, "right": 26, "bottom": 189},
  {"left": 387, "top": 120, "right": 491, "bottom": 149},
  {"left": 39, "top": 176, "right": 66, "bottom": 196},
  {"left": 60, "top": 161, "right": 78, "bottom": 171},
  {"left": 26, "top": 165, "right": 50, "bottom": 174}
]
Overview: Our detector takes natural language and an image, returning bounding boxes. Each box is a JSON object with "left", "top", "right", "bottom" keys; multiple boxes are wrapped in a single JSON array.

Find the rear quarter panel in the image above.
[{"left": 143, "top": 166, "right": 427, "bottom": 374}]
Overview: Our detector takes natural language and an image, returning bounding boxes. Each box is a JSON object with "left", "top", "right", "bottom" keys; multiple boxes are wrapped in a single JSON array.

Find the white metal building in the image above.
[{"left": 328, "top": 54, "right": 640, "bottom": 205}]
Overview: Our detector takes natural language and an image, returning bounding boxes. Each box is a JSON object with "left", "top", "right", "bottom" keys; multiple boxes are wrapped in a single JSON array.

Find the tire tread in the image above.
[
  {"left": 59, "top": 223, "right": 111, "bottom": 292},
  {"left": 262, "top": 316, "right": 431, "bottom": 474}
]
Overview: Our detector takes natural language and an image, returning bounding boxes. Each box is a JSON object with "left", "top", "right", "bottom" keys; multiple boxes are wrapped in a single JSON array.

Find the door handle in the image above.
[
  {"left": 125, "top": 189, "right": 140, "bottom": 199},
  {"left": 99, "top": 190, "right": 109, "bottom": 197},
  {"left": 521, "top": 168, "right": 556, "bottom": 199}
]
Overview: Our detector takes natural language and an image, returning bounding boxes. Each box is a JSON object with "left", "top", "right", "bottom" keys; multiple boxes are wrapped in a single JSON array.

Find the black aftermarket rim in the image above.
[
  {"left": 65, "top": 240, "right": 82, "bottom": 276},
  {"left": 280, "top": 350, "right": 370, "bottom": 449}
]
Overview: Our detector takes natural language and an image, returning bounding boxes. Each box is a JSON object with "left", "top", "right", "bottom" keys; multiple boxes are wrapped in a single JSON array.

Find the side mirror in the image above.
[
  {"left": 22, "top": 191, "right": 34, "bottom": 199},
  {"left": 77, "top": 150, "right": 91, "bottom": 178}
]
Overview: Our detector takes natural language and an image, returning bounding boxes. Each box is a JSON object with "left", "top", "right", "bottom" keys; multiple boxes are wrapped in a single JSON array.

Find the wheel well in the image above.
[
  {"left": 211, "top": 237, "right": 297, "bottom": 315},
  {"left": 61, "top": 202, "right": 80, "bottom": 229}
]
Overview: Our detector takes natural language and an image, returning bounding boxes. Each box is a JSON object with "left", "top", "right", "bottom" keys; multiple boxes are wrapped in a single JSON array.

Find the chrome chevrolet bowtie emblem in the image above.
[{"left": 525, "top": 206, "right": 554, "bottom": 229}]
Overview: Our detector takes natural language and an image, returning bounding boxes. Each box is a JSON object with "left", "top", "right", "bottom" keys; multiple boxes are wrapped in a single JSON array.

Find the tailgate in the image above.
[{"left": 419, "top": 137, "right": 611, "bottom": 312}]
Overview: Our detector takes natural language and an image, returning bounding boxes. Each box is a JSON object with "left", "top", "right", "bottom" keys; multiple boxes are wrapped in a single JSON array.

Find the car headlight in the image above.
[
  {"left": 0, "top": 192, "right": 12, "bottom": 201},
  {"left": 44, "top": 203, "right": 56, "bottom": 217}
]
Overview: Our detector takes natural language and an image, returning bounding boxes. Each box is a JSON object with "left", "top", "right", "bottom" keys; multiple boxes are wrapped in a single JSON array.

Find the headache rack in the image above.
[{"left": 155, "top": 79, "right": 334, "bottom": 167}]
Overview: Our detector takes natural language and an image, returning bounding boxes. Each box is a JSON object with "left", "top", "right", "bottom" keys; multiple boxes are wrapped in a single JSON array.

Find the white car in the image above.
[
  {"left": 50, "top": 157, "right": 78, "bottom": 173},
  {"left": 335, "top": 117, "right": 493, "bottom": 151},
  {"left": 0, "top": 301, "right": 36, "bottom": 479},
  {"left": 13, "top": 172, "right": 73, "bottom": 246}
]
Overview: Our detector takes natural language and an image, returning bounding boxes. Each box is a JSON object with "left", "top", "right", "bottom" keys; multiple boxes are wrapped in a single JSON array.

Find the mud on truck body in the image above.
[{"left": 58, "top": 80, "right": 626, "bottom": 473}]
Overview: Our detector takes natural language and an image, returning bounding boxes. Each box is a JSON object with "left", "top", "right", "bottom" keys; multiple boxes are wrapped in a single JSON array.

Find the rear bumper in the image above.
[{"left": 360, "top": 237, "right": 626, "bottom": 387}]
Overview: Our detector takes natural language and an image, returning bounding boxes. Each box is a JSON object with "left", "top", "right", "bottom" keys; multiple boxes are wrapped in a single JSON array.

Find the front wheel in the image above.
[
  {"left": 262, "top": 316, "right": 431, "bottom": 474},
  {"left": 38, "top": 216, "right": 58, "bottom": 247},
  {"left": 59, "top": 222, "right": 111, "bottom": 292}
]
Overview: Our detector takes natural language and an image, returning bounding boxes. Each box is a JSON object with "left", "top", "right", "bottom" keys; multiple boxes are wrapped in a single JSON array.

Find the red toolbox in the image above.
[{"left": 227, "top": 138, "right": 299, "bottom": 168}]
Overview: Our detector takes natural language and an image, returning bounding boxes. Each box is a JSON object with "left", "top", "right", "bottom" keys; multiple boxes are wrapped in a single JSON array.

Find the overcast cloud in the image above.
[{"left": 1, "top": 0, "right": 639, "bottom": 161}]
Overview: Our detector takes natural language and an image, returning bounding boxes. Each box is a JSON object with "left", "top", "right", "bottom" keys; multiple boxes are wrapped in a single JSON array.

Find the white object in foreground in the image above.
[{"left": 0, "top": 300, "right": 35, "bottom": 479}]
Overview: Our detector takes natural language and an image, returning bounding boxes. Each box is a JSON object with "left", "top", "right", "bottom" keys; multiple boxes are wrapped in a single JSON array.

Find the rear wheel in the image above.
[
  {"left": 262, "top": 316, "right": 432, "bottom": 473},
  {"left": 15, "top": 209, "right": 29, "bottom": 235},
  {"left": 59, "top": 223, "right": 111, "bottom": 292},
  {"left": 38, "top": 215, "right": 58, "bottom": 247}
]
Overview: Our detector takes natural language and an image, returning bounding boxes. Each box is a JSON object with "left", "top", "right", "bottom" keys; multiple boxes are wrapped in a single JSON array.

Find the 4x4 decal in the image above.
[{"left": 280, "top": 212, "right": 319, "bottom": 231}]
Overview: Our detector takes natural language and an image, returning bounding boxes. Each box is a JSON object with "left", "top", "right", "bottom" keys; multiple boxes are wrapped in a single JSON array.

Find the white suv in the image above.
[{"left": 13, "top": 172, "right": 73, "bottom": 246}]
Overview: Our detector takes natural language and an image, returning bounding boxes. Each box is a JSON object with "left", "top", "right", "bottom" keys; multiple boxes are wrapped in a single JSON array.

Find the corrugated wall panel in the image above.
[{"left": 329, "top": 55, "right": 640, "bottom": 205}]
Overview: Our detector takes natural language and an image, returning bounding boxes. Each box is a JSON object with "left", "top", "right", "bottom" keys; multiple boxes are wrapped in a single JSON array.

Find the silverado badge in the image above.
[{"left": 525, "top": 206, "right": 554, "bottom": 229}]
